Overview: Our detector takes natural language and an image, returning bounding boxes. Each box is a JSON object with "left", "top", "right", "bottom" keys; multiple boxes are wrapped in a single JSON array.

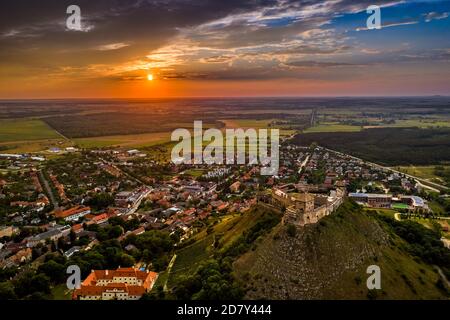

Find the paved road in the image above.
[
  {"left": 99, "top": 157, "right": 152, "bottom": 188},
  {"left": 39, "top": 170, "right": 59, "bottom": 210},
  {"left": 298, "top": 154, "right": 310, "bottom": 174}
]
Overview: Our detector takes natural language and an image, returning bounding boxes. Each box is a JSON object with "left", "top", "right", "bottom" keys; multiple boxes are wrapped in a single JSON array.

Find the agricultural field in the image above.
[
  {"left": 0, "top": 119, "right": 70, "bottom": 153},
  {"left": 304, "top": 122, "right": 362, "bottom": 133},
  {"left": 73, "top": 132, "right": 172, "bottom": 149},
  {"left": 394, "top": 165, "right": 449, "bottom": 181},
  {"left": 220, "top": 119, "right": 274, "bottom": 129},
  {"left": 395, "top": 165, "right": 450, "bottom": 188},
  {"left": 376, "top": 119, "right": 450, "bottom": 129},
  {"left": 0, "top": 119, "right": 61, "bottom": 143}
]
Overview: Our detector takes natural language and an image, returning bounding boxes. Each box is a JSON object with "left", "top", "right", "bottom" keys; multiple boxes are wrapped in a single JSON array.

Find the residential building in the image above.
[
  {"left": 55, "top": 206, "right": 91, "bottom": 222},
  {"left": 73, "top": 267, "right": 158, "bottom": 300}
]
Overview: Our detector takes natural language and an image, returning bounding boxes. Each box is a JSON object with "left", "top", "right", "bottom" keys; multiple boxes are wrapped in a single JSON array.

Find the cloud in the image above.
[
  {"left": 95, "top": 43, "right": 130, "bottom": 51},
  {"left": 360, "top": 48, "right": 381, "bottom": 55},
  {"left": 0, "top": 0, "right": 448, "bottom": 89},
  {"left": 356, "top": 20, "right": 419, "bottom": 31},
  {"left": 423, "top": 11, "right": 449, "bottom": 22},
  {"left": 284, "top": 60, "right": 363, "bottom": 68}
]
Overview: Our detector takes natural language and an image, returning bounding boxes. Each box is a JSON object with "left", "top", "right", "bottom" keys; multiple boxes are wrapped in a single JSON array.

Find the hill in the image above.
[{"left": 233, "top": 201, "right": 449, "bottom": 300}]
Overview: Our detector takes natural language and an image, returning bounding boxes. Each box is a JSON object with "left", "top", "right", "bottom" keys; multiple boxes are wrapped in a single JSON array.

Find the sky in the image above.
[{"left": 0, "top": 0, "right": 449, "bottom": 98}]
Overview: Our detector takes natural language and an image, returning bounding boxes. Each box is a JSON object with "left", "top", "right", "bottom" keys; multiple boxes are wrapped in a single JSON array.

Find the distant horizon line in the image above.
[{"left": 1, "top": 95, "right": 449, "bottom": 101}]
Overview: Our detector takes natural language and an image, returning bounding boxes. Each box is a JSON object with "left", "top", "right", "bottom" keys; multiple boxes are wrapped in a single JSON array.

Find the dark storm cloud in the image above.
[
  {"left": 0, "top": 0, "right": 444, "bottom": 85},
  {"left": 0, "top": 0, "right": 278, "bottom": 64}
]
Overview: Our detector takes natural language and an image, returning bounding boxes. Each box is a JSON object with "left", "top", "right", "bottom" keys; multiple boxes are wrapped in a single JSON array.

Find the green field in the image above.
[
  {"left": 183, "top": 169, "right": 206, "bottom": 177},
  {"left": 395, "top": 165, "right": 449, "bottom": 184},
  {"left": 221, "top": 119, "right": 274, "bottom": 129},
  {"left": 51, "top": 284, "right": 72, "bottom": 300},
  {"left": 304, "top": 123, "right": 362, "bottom": 133},
  {"left": 220, "top": 119, "right": 297, "bottom": 137},
  {"left": 73, "top": 132, "right": 171, "bottom": 149},
  {"left": 0, "top": 119, "right": 60, "bottom": 142},
  {"left": 385, "top": 119, "right": 450, "bottom": 129}
]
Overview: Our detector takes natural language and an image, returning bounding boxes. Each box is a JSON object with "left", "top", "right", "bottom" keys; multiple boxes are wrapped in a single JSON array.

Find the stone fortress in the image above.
[{"left": 259, "top": 184, "right": 346, "bottom": 227}]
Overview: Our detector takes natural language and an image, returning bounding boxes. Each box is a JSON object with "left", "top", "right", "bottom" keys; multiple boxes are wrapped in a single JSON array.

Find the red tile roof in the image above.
[
  {"left": 55, "top": 206, "right": 90, "bottom": 219},
  {"left": 73, "top": 268, "right": 158, "bottom": 299}
]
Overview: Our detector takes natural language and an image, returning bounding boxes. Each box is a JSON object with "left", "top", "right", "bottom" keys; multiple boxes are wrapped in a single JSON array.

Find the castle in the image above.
[{"left": 259, "top": 185, "right": 345, "bottom": 227}]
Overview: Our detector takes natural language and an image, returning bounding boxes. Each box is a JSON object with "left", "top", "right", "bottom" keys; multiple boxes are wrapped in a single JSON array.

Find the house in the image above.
[
  {"left": 55, "top": 206, "right": 91, "bottom": 222},
  {"left": 127, "top": 149, "right": 140, "bottom": 156},
  {"left": 115, "top": 188, "right": 149, "bottom": 208},
  {"left": 349, "top": 193, "right": 392, "bottom": 208},
  {"left": 26, "top": 229, "right": 62, "bottom": 247},
  {"left": 0, "top": 226, "right": 17, "bottom": 238},
  {"left": 230, "top": 181, "right": 241, "bottom": 193},
  {"left": 64, "top": 246, "right": 81, "bottom": 258},
  {"left": 72, "top": 224, "right": 84, "bottom": 234},
  {"left": 72, "top": 267, "right": 158, "bottom": 300},
  {"left": 86, "top": 213, "right": 109, "bottom": 225},
  {"left": 119, "top": 227, "right": 145, "bottom": 241},
  {"left": 0, "top": 248, "right": 32, "bottom": 268}
]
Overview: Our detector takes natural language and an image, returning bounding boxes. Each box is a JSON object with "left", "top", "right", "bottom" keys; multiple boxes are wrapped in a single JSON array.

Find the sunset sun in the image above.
[{"left": 147, "top": 74, "right": 154, "bottom": 81}]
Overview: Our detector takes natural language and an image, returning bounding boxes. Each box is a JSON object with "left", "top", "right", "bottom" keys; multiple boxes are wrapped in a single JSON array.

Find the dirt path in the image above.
[
  {"left": 163, "top": 254, "right": 177, "bottom": 292},
  {"left": 434, "top": 265, "right": 450, "bottom": 288}
]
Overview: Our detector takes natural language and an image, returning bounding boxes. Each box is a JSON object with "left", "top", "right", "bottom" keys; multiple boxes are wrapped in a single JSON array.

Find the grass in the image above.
[
  {"left": 153, "top": 270, "right": 168, "bottom": 288},
  {"left": 220, "top": 119, "right": 297, "bottom": 138},
  {"left": 364, "top": 208, "right": 398, "bottom": 219},
  {"left": 0, "top": 119, "right": 60, "bottom": 143},
  {"left": 183, "top": 169, "right": 205, "bottom": 178},
  {"left": 73, "top": 132, "right": 171, "bottom": 149},
  {"left": 220, "top": 119, "right": 274, "bottom": 129},
  {"left": 0, "top": 139, "right": 73, "bottom": 154},
  {"left": 167, "top": 216, "right": 239, "bottom": 285},
  {"left": 394, "top": 165, "right": 448, "bottom": 182},
  {"left": 0, "top": 116, "right": 294, "bottom": 153},
  {"left": 304, "top": 123, "right": 362, "bottom": 133},
  {"left": 429, "top": 201, "right": 446, "bottom": 215},
  {"left": 0, "top": 119, "right": 71, "bottom": 153},
  {"left": 386, "top": 119, "right": 450, "bottom": 129},
  {"left": 167, "top": 208, "right": 278, "bottom": 287},
  {"left": 51, "top": 284, "right": 72, "bottom": 300},
  {"left": 234, "top": 202, "right": 445, "bottom": 299}
]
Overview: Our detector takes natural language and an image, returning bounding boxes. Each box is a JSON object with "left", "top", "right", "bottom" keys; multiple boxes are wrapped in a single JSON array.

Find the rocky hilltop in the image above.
[{"left": 234, "top": 201, "right": 448, "bottom": 300}]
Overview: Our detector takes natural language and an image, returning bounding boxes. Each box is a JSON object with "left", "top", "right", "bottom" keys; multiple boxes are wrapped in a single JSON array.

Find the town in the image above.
[{"left": 0, "top": 136, "right": 448, "bottom": 300}]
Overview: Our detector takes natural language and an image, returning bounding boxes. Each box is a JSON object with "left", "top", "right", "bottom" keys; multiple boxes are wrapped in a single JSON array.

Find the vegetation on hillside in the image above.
[{"left": 233, "top": 201, "right": 449, "bottom": 300}]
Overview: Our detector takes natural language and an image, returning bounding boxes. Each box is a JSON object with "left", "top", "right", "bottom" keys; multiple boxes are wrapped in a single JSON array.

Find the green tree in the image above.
[
  {"left": 38, "top": 260, "right": 66, "bottom": 283},
  {"left": 0, "top": 282, "right": 17, "bottom": 300},
  {"left": 120, "top": 254, "right": 135, "bottom": 267}
]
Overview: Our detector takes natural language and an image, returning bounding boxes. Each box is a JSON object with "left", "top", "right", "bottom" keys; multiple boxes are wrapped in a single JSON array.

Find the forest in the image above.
[{"left": 294, "top": 128, "right": 450, "bottom": 166}]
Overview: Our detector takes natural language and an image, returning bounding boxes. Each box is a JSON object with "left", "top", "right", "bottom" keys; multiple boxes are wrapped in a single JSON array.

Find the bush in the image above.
[{"left": 286, "top": 224, "right": 297, "bottom": 237}]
